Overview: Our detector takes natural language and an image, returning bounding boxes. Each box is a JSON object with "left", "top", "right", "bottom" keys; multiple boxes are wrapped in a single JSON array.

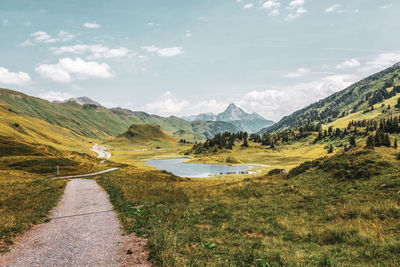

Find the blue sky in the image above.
[{"left": 0, "top": 0, "right": 399, "bottom": 121}]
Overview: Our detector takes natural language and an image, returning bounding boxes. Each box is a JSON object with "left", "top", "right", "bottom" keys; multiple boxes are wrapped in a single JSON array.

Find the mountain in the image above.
[
  {"left": 183, "top": 112, "right": 217, "bottom": 122},
  {"left": 107, "top": 124, "right": 176, "bottom": 147},
  {"left": 66, "top": 96, "right": 104, "bottom": 107},
  {"left": 184, "top": 103, "right": 274, "bottom": 133},
  {"left": 260, "top": 62, "right": 400, "bottom": 134},
  {"left": 190, "top": 120, "right": 241, "bottom": 140},
  {"left": 0, "top": 88, "right": 240, "bottom": 142}
]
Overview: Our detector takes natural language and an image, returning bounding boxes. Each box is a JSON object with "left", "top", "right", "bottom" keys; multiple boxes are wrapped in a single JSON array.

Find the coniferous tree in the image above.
[
  {"left": 395, "top": 138, "right": 398, "bottom": 149},
  {"left": 328, "top": 144, "right": 334, "bottom": 154},
  {"left": 366, "top": 135, "right": 375, "bottom": 150},
  {"left": 349, "top": 136, "right": 356, "bottom": 147},
  {"left": 384, "top": 133, "right": 391, "bottom": 147},
  {"left": 242, "top": 137, "right": 249, "bottom": 147}
]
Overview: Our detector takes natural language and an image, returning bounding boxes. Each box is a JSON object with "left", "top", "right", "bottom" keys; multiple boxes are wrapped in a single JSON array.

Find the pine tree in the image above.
[
  {"left": 242, "top": 137, "right": 249, "bottom": 147},
  {"left": 384, "top": 133, "right": 391, "bottom": 147},
  {"left": 395, "top": 138, "right": 398, "bottom": 149},
  {"left": 328, "top": 144, "right": 334, "bottom": 154},
  {"left": 349, "top": 136, "right": 356, "bottom": 147},
  {"left": 366, "top": 135, "right": 375, "bottom": 150}
]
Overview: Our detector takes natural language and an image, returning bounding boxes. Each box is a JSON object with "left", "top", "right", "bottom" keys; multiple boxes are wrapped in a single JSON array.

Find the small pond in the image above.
[{"left": 145, "top": 158, "right": 255, "bottom": 178}]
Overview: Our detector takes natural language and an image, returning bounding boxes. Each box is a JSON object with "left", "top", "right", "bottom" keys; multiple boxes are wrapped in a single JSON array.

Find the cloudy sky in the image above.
[{"left": 0, "top": 0, "right": 399, "bottom": 121}]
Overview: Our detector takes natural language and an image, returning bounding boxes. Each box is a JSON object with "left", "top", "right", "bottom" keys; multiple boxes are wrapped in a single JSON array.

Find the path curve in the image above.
[
  {"left": 0, "top": 179, "right": 124, "bottom": 266},
  {"left": 52, "top": 167, "right": 119, "bottom": 180},
  {"left": 91, "top": 144, "right": 111, "bottom": 159}
]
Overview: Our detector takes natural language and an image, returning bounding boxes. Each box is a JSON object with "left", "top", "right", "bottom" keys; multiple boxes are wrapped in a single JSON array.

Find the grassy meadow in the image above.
[{"left": 97, "top": 147, "right": 400, "bottom": 266}]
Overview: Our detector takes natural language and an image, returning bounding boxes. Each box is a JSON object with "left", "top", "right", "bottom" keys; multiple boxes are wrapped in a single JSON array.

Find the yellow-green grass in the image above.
[
  {"left": 106, "top": 123, "right": 177, "bottom": 150},
  {"left": 0, "top": 106, "right": 99, "bottom": 153},
  {"left": 326, "top": 93, "right": 400, "bottom": 129},
  {"left": 97, "top": 148, "right": 400, "bottom": 266},
  {"left": 188, "top": 135, "right": 328, "bottom": 171},
  {"left": 0, "top": 169, "right": 67, "bottom": 252},
  {"left": 108, "top": 144, "right": 190, "bottom": 169},
  {"left": 0, "top": 137, "right": 112, "bottom": 177}
]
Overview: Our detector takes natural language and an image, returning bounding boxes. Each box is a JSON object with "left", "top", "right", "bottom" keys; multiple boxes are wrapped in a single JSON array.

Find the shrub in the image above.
[
  {"left": 267, "top": 168, "right": 285, "bottom": 176},
  {"left": 287, "top": 159, "right": 323, "bottom": 178}
]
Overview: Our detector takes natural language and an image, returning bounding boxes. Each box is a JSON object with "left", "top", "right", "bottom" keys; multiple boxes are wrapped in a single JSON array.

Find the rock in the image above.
[{"left": 127, "top": 249, "right": 133, "bottom": 255}]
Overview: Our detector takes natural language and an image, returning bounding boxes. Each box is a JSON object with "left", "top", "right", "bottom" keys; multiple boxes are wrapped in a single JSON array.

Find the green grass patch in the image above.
[
  {"left": 98, "top": 149, "right": 400, "bottom": 266},
  {"left": 0, "top": 170, "right": 66, "bottom": 252}
]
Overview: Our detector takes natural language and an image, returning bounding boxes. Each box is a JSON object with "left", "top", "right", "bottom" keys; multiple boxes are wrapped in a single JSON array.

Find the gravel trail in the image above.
[
  {"left": 52, "top": 167, "right": 119, "bottom": 180},
  {"left": 0, "top": 179, "right": 125, "bottom": 266}
]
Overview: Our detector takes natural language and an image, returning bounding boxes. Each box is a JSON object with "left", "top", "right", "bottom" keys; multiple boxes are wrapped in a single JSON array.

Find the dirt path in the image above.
[
  {"left": 91, "top": 144, "right": 111, "bottom": 159},
  {"left": 52, "top": 167, "right": 119, "bottom": 180},
  {"left": 0, "top": 179, "right": 151, "bottom": 266}
]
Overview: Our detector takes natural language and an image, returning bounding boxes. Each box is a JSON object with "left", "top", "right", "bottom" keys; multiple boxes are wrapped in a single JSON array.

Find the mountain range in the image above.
[
  {"left": 0, "top": 88, "right": 241, "bottom": 143},
  {"left": 184, "top": 103, "right": 275, "bottom": 133},
  {"left": 1, "top": 61, "right": 399, "bottom": 149}
]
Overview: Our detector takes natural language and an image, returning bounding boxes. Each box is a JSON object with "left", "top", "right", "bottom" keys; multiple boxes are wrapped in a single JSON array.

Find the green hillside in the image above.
[
  {"left": 0, "top": 88, "right": 241, "bottom": 141},
  {"left": 261, "top": 62, "right": 400, "bottom": 133},
  {"left": 107, "top": 124, "right": 176, "bottom": 147}
]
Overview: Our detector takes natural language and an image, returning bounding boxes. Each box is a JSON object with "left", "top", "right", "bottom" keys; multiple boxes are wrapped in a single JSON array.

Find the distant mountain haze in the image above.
[{"left": 183, "top": 103, "right": 275, "bottom": 133}]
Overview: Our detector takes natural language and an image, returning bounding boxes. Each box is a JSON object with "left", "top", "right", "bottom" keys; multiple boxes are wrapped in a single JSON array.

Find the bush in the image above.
[
  {"left": 287, "top": 159, "right": 323, "bottom": 178},
  {"left": 318, "top": 150, "right": 391, "bottom": 180},
  {"left": 267, "top": 168, "right": 285, "bottom": 176}
]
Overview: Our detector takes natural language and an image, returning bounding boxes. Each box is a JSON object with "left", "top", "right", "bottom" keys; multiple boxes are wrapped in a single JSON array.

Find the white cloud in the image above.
[
  {"left": 283, "top": 67, "right": 310, "bottom": 78},
  {"left": 261, "top": 1, "right": 281, "bottom": 16},
  {"left": 0, "top": 67, "right": 31, "bottom": 86},
  {"left": 35, "top": 57, "right": 113, "bottom": 83},
  {"left": 185, "top": 30, "right": 193, "bottom": 37},
  {"left": 38, "top": 91, "right": 75, "bottom": 102},
  {"left": 380, "top": 4, "right": 392, "bottom": 9},
  {"left": 285, "top": 7, "right": 307, "bottom": 20},
  {"left": 51, "top": 44, "right": 130, "bottom": 59},
  {"left": 83, "top": 22, "right": 101, "bottom": 29},
  {"left": 289, "top": 0, "right": 304, "bottom": 8},
  {"left": 141, "top": 46, "right": 184, "bottom": 57},
  {"left": 141, "top": 45, "right": 160, "bottom": 53},
  {"left": 30, "top": 30, "right": 74, "bottom": 44},
  {"left": 24, "top": 21, "right": 31, "bottom": 26},
  {"left": 147, "top": 22, "right": 159, "bottom": 28},
  {"left": 20, "top": 39, "right": 33, "bottom": 47},
  {"left": 261, "top": 0, "right": 281, "bottom": 9},
  {"left": 58, "top": 31, "right": 75, "bottom": 42},
  {"left": 199, "top": 16, "right": 208, "bottom": 22},
  {"left": 335, "top": 59, "right": 361, "bottom": 70},
  {"left": 141, "top": 74, "right": 355, "bottom": 121},
  {"left": 144, "top": 91, "right": 190, "bottom": 116},
  {"left": 360, "top": 52, "right": 400, "bottom": 72},
  {"left": 326, "top": 4, "right": 341, "bottom": 13},
  {"left": 243, "top": 3, "right": 254, "bottom": 9},
  {"left": 31, "top": 31, "right": 54, "bottom": 43},
  {"left": 268, "top": 9, "right": 280, "bottom": 16},
  {"left": 236, "top": 74, "right": 355, "bottom": 120},
  {"left": 157, "top": 47, "right": 184, "bottom": 57}
]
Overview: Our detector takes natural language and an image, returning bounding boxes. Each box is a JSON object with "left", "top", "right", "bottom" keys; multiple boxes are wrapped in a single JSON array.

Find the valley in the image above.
[{"left": 1, "top": 63, "right": 400, "bottom": 266}]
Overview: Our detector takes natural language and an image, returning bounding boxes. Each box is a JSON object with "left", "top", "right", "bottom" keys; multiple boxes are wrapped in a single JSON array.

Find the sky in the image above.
[{"left": 0, "top": 0, "right": 399, "bottom": 121}]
